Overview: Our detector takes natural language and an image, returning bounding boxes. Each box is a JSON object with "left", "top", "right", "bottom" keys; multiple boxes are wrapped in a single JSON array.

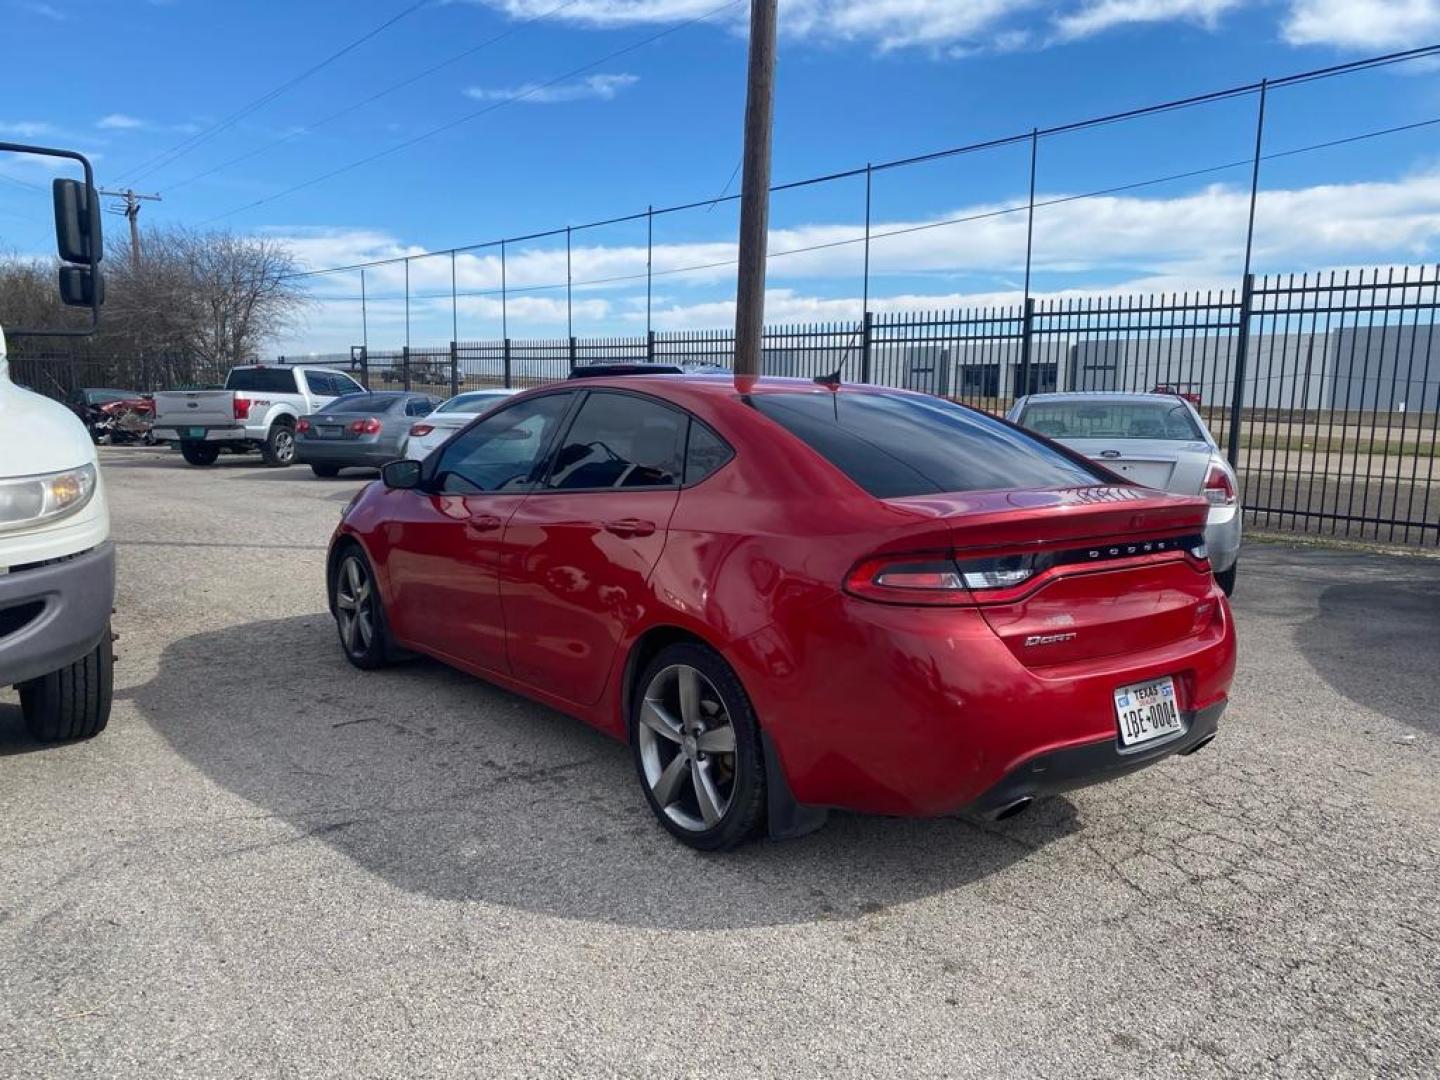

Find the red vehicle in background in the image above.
[
  {"left": 1152, "top": 383, "right": 1203, "bottom": 406},
  {"left": 65, "top": 387, "right": 156, "bottom": 444},
  {"left": 326, "top": 375, "right": 1235, "bottom": 850}
]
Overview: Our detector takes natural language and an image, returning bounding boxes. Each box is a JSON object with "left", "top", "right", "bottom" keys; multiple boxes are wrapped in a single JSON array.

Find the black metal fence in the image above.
[{"left": 12, "top": 264, "right": 1438, "bottom": 547}]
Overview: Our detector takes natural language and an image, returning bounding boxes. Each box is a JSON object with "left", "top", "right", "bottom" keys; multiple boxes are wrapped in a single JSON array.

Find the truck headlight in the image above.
[{"left": 0, "top": 464, "right": 97, "bottom": 532}]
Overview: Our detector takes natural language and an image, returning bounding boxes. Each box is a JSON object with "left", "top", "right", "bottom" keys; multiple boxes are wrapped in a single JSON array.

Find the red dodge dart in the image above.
[{"left": 327, "top": 375, "right": 1235, "bottom": 850}]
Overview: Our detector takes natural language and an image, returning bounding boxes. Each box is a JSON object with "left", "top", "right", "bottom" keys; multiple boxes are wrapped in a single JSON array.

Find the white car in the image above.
[
  {"left": 1008, "top": 391, "right": 1242, "bottom": 595},
  {"left": 0, "top": 326, "right": 115, "bottom": 740},
  {"left": 403, "top": 388, "right": 520, "bottom": 460}
]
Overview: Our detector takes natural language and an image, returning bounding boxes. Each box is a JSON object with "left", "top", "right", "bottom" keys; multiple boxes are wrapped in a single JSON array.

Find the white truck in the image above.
[
  {"left": 1, "top": 146, "right": 114, "bottom": 740},
  {"left": 151, "top": 363, "right": 365, "bottom": 467}
]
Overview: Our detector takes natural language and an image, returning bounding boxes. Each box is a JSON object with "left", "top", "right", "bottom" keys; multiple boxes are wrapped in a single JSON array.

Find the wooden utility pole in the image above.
[
  {"left": 732, "top": 0, "right": 778, "bottom": 378},
  {"left": 99, "top": 188, "right": 161, "bottom": 270}
]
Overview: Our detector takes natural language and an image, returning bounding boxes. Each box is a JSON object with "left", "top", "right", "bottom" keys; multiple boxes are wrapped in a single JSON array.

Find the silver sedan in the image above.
[
  {"left": 295, "top": 391, "right": 442, "bottom": 477},
  {"left": 402, "top": 388, "right": 520, "bottom": 461},
  {"left": 1007, "top": 391, "right": 1242, "bottom": 594}
]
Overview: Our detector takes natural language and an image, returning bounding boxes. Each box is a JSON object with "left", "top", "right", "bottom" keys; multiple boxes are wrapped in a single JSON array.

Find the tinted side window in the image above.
[
  {"left": 684, "top": 422, "right": 733, "bottom": 485},
  {"left": 406, "top": 397, "right": 435, "bottom": 417},
  {"left": 433, "top": 393, "right": 574, "bottom": 494},
  {"left": 544, "top": 392, "right": 686, "bottom": 491},
  {"left": 750, "top": 392, "right": 1103, "bottom": 499},
  {"left": 226, "top": 368, "right": 299, "bottom": 393},
  {"left": 304, "top": 371, "right": 338, "bottom": 396},
  {"left": 331, "top": 372, "right": 364, "bottom": 396}
]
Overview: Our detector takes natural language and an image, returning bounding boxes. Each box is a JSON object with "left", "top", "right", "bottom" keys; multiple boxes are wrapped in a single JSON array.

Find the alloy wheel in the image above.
[
  {"left": 637, "top": 664, "right": 739, "bottom": 832},
  {"left": 275, "top": 429, "right": 296, "bottom": 463},
  {"left": 334, "top": 555, "right": 375, "bottom": 657}
]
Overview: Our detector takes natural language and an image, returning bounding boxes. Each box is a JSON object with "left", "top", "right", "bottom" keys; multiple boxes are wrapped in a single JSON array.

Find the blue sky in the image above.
[{"left": 2, "top": 0, "right": 1439, "bottom": 353}]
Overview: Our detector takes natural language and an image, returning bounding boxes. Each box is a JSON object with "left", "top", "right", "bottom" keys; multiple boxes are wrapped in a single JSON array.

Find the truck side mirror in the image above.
[
  {"left": 58, "top": 265, "right": 104, "bottom": 307},
  {"left": 53, "top": 178, "right": 102, "bottom": 265}
]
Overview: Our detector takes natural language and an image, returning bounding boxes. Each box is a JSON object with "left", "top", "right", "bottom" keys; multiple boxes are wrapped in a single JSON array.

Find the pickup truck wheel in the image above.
[
  {"left": 311, "top": 464, "right": 341, "bottom": 478},
  {"left": 180, "top": 441, "right": 220, "bottom": 466},
  {"left": 331, "top": 548, "right": 393, "bottom": 669},
  {"left": 20, "top": 622, "right": 114, "bottom": 741},
  {"left": 260, "top": 422, "right": 297, "bottom": 468}
]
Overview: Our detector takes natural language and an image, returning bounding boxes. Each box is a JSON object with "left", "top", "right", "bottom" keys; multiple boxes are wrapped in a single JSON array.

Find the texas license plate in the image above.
[{"left": 1114, "top": 676, "right": 1182, "bottom": 748}]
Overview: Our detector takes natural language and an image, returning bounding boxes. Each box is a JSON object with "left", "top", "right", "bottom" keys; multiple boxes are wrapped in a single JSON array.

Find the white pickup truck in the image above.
[
  {"left": 152, "top": 364, "right": 365, "bottom": 467},
  {"left": 1, "top": 326, "right": 115, "bottom": 739}
]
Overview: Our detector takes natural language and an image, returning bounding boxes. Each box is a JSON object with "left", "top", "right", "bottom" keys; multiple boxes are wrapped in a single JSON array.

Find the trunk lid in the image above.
[
  {"left": 1057, "top": 438, "right": 1213, "bottom": 495},
  {"left": 152, "top": 390, "right": 236, "bottom": 428},
  {"left": 888, "top": 484, "right": 1217, "bottom": 668}
]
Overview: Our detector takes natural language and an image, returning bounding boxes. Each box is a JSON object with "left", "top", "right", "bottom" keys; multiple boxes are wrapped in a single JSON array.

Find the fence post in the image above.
[
  {"left": 503, "top": 338, "right": 512, "bottom": 389},
  {"left": 360, "top": 346, "right": 369, "bottom": 390},
  {"left": 861, "top": 310, "right": 873, "bottom": 384},
  {"left": 1019, "top": 296, "right": 1035, "bottom": 398},
  {"left": 449, "top": 340, "right": 459, "bottom": 397},
  {"left": 1226, "top": 273, "right": 1255, "bottom": 468},
  {"left": 569, "top": 335, "right": 578, "bottom": 371},
  {"left": 402, "top": 345, "right": 411, "bottom": 392},
  {"left": 647, "top": 330, "right": 656, "bottom": 364}
]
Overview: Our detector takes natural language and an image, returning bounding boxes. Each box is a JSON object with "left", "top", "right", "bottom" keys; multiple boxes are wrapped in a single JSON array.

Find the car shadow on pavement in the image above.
[
  {"left": 1294, "top": 574, "right": 1440, "bottom": 736},
  {"left": 0, "top": 701, "right": 53, "bottom": 757},
  {"left": 125, "top": 613, "right": 1079, "bottom": 931}
]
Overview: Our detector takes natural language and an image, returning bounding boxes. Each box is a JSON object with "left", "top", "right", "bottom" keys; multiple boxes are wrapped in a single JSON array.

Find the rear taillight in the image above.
[
  {"left": 233, "top": 396, "right": 251, "bottom": 420},
  {"left": 296, "top": 418, "right": 311, "bottom": 434},
  {"left": 845, "top": 552, "right": 1038, "bottom": 606},
  {"left": 409, "top": 423, "right": 434, "bottom": 437},
  {"left": 1203, "top": 464, "right": 1236, "bottom": 506},
  {"left": 348, "top": 417, "right": 382, "bottom": 435}
]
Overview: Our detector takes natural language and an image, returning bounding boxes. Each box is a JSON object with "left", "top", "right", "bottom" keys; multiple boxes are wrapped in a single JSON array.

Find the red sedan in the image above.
[{"left": 327, "top": 375, "right": 1235, "bottom": 850}]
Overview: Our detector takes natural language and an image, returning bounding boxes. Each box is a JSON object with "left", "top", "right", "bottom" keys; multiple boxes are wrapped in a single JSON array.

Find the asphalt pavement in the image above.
[{"left": 2, "top": 446, "right": 1438, "bottom": 1079}]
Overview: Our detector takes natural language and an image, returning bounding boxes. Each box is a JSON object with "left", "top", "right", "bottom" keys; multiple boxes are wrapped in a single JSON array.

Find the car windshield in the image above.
[
  {"left": 225, "top": 368, "right": 299, "bottom": 393},
  {"left": 326, "top": 393, "right": 402, "bottom": 413},
  {"left": 435, "top": 392, "right": 508, "bottom": 414},
  {"left": 750, "top": 390, "right": 1104, "bottom": 499},
  {"left": 1020, "top": 400, "right": 1204, "bottom": 441}
]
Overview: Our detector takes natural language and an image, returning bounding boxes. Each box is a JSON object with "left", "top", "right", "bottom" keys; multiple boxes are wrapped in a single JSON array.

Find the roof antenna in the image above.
[{"left": 813, "top": 368, "right": 842, "bottom": 388}]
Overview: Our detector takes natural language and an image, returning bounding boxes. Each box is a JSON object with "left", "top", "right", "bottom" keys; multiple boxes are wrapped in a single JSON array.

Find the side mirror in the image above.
[
  {"left": 382, "top": 459, "right": 422, "bottom": 490},
  {"left": 59, "top": 265, "right": 104, "bottom": 308},
  {"left": 53, "top": 178, "right": 102, "bottom": 265}
]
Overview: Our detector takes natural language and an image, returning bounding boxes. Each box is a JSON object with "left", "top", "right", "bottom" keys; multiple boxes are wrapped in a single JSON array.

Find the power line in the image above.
[
  {"left": 306, "top": 114, "right": 1440, "bottom": 304},
  {"left": 165, "top": 0, "right": 586, "bottom": 194},
  {"left": 200, "top": 0, "right": 747, "bottom": 226},
  {"left": 276, "top": 41, "right": 1440, "bottom": 282},
  {"left": 114, "top": 0, "right": 430, "bottom": 186}
]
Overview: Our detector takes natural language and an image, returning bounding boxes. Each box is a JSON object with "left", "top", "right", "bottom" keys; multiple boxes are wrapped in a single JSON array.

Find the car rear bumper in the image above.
[
  {"left": 0, "top": 540, "right": 115, "bottom": 687},
  {"left": 965, "top": 699, "right": 1224, "bottom": 820},
  {"left": 1205, "top": 504, "right": 1242, "bottom": 572},
  {"left": 154, "top": 425, "right": 248, "bottom": 442},
  {"left": 295, "top": 441, "right": 400, "bottom": 468},
  {"left": 730, "top": 584, "right": 1235, "bottom": 818}
]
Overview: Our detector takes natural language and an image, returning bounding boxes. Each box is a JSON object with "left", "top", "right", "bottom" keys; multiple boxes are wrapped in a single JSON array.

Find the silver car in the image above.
[
  {"left": 402, "top": 388, "right": 521, "bottom": 461},
  {"left": 295, "top": 391, "right": 442, "bottom": 478},
  {"left": 1007, "top": 392, "right": 1242, "bottom": 594}
]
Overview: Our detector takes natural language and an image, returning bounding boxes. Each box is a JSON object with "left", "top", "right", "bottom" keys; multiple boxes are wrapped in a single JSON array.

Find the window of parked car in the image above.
[
  {"left": 684, "top": 421, "right": 733, "bottom": 485},
  {"left": 431, "top": 392, "right": 575, "bottom": 494},
  {"left": 435, "top": 391, "right": 510, "bottom": 414},
  {"left": 405, "top": 397, "right": 437, "bottom": 417},
  {"left": 750, "top": 390, "right": 1104, "bottom": 499},
  {"left": 542, "top": 392, "right": 687, "bottom": 491},
  {"left": 1018, "top": 400, "right": 1205, "bottom": 441},
  {"left": 324, "top": 393, "right": 401, "bottom": 413},
  {"left": 226, "top": 367, "right": 299, "bottom": 393}
]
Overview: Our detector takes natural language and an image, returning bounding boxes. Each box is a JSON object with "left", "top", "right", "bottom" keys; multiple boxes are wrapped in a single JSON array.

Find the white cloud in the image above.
[
  {"left": 463, "top": 72, "right": 639, "bottom": 104},
  {"left": 0, "top": 120, "right": 57, "bottom": 139},
  {"left": 1054, "top": 0, "right": 1242, "bottom": 40},
  {"left": 1282, "top": 0, "right": 1440, "bottom": 49},
  {"left": 97, "top": 113, "right": 146, "bottom": 130},
  {"left": 17, "top": 2, "right": 66, "bottom": 21}
]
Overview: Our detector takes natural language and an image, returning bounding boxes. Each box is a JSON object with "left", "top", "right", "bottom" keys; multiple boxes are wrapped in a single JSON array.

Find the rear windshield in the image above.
[
  {"left": 1020, "top": 400, "right": 1204, "bottom": 441},
  {"left": 226, "top": 368, "right": 298, "bottom": 393},
  {"left": 327, "top": 393, "right": 402, "bottom": 413},
  {"left": 750, "top": 391, "right": 1103, "bottom": 499},
  {"left": 436, "top": 392, "right": 508, "bottom": 414}
]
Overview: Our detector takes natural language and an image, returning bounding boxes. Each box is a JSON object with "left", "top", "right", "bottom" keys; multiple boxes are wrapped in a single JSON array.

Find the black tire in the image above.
[
  {"left": 311, "top": 464, "right": 341, "bottom": 478},
  {"left": 630, "top": 642, "right": 767, "bottom": 851},
  {"left": 1215, "top": 564, "right": 1237, "bottom": 597},
  {"left": 329, "top": 545, "right": 394, "bottom": 669},
  {"left": 260, "top": 421, "right": 297, "bottom": 467},
  {"left": 180, "top": 441, "right": 220, "bottom": 466},
  {"left": 20, "top": 622, "right": 114, "bottom": 741}
]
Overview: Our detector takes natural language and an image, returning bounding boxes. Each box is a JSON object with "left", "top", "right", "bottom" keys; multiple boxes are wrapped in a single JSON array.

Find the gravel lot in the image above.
[{"left": 3, "top": 446, "right": 1439, "bottom": 1079}]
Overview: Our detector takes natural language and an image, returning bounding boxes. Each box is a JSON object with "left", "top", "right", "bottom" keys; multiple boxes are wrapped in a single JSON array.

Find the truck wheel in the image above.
[
  {"left": 311, "top": 464, "right": 341, "bottom": 478},
  {"left": 20, "top": 622, "right": 114, "bottom": 741},
  {"left": 260, "top": 421, "right": 296, "bottom": 468},
  {"left": 180, "top": 441, "right": 220, "bottom": 466}
]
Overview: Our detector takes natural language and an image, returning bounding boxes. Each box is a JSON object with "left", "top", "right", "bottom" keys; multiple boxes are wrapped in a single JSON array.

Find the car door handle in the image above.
[
  {"left": 604, "top": 518, "right": 656, "bottom": 538},
  {"left": 467, "top": 514, "right": 504, "bottom": 534}
]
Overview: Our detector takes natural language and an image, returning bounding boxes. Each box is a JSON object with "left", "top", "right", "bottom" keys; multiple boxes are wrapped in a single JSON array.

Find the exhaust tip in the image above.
[
  {"left": 992, "top": 796, "right": 1034, "bottom": 821},
  {"left": 1180, "top": 733, "right": 1217, "bottom": 756}
]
